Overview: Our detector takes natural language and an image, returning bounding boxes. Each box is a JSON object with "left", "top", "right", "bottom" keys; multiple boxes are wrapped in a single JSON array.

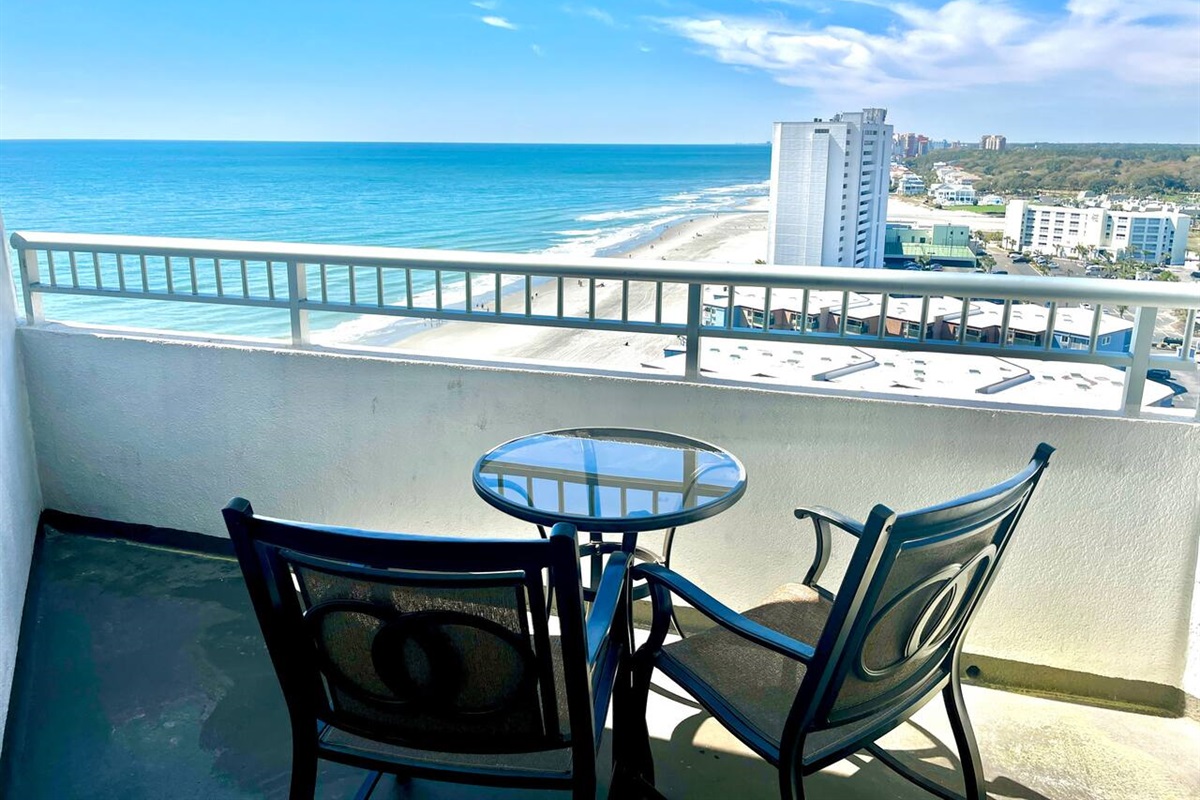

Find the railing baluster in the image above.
[
  {"left": 876, "top": 293, "right": 889, "bottom": 340},
  {"left": 214, "top": 258, "right": 224, "bottom": 297},
  {"left": 763, "top": 287, "right": 773, "bottom": 335},
  {"left": 68, "top": 251, "right": 79, "bottom": 288},
  {"left": 376, "top": 267, "right": 385, "bottom": 307},
  {"left": 463, "top": 270, "right": 471, "bottom": 312},
  {"left": 188, "top": 256, "right": 197, "bottom": 295},
  {"left": 240, "top": 260, "right": 250, "bottom": 299},
  {"left": 494, "top": 272, "right": 502, "bottom": 315},
  {"left": 116, "top": 254, "right": 126, "bottom": 291},
  {"left": 1182, "top": 309, "right": 1196, "bottom": 358},
  {"left": 319, "top": 263, "right": 328, "bottom": 304},
  {"left": 655, "top": 281, "right": 663, "bottom": 325},
  {"left": 725, "top": 284, "right": 734, "bottom": 330},
  {"left": 1088, "top": 304, "right": 1103, "bottom": 354},
  {"left": 46, "top": 251, "right": 57, "bottom": 287},
  {"left": 919, "top": 296, "right": 930, "bottom": 342},
  {"left": 999, "top": 300, "right": 1012, "bottom": 349},
  {"left": 139, "top": 255, "right": 149, "bottom": 292},
  {"left": 1122, "top": 306, "right": 1156, "bottom": 416},
  {"left": 435, "top": 270, "right": 443, "bottom": 311},
  {"left": 588, "top": 278, "right": 596, "bottom": 320},
  {"left": 93, "top": 252, "right": 103, "bottom": 289},
  {"left": 1043, "top": 302, "right": 1058, "bottom": 351},
  {"left": 801, "top": 289, "right": 811, "bottom": 332},
  {"left": 287, "top": 260, "right": 309, "bottom": 345},
  {"left": 684, "top": 283, "right": 702, "bottom": 379},
  {"left": 838, "top": 293, "right": 849, "bottom": 336},
  {"left": 958, "top": 297, "right": 970, "bottom": 344},
  {"left": 405, "top": 269, "right": 414, "bottom": 309},
  {"left": 525, "top": 276, "right": 532, "bottom": 316},
  {"left": 348, "top": 265, "right": 357, "bottom": 305},
  {"left": 17, "top": 249, "right": 44, "bottom": 324},
  {"left": 621, "top": 279, "right": 629, "bottom": 323},
  {"left": 266, "top": 261, "right": 276, "bottom": 300},
  {"left": 163, "top": 255, "right": 173, "bottom": 293},
  {"left": 557, "top": 277, "right": 564, "bottom": 318}
]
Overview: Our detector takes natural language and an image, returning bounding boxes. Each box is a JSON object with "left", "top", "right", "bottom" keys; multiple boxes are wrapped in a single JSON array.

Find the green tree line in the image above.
[{"left": 906, "top": 144, "right": 1200, "bottom": 195}]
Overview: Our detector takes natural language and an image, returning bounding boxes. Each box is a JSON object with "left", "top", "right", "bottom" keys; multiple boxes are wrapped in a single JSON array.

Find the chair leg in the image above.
[
  {"left": 289, "top": 733, "right": 319, "bottom": 800},
  {"left": 616, "top": 652, "right": 658, "bottom": 789},
  {"left": 943, "top": 677, "right": 986, "bottom": 800},
  {"left": 572, "top": 772, "right": 597, "bottom": 800}
]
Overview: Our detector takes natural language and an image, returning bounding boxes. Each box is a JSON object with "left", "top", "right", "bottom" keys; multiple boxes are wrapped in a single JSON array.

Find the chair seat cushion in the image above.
[{"left": 659, "top": 583, "right": 832, "bottom": 753}]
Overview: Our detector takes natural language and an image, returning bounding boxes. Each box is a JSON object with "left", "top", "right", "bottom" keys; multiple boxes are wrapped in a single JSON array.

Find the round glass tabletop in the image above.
[{"left": 473, "top": 428, "right": 747, "bottom": 533}]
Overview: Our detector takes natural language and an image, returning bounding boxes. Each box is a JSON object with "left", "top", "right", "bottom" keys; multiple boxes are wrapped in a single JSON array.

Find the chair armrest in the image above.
[
  {"left": 793, "top": 505, "right": 864, "bottom": 536},
  {"left": 794, "top": 505, "right": 863, "bottom": 588},
  {"left": 586, "top": 551, "right": 629, "bottom": 668},
  {"left": 633, "top": 563, "right": 815, "bottom": 663}
]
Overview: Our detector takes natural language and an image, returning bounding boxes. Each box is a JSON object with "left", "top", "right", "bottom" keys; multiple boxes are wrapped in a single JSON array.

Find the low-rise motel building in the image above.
[{"left": 701, "top": 286, "right": 1134, "bottom": 353}]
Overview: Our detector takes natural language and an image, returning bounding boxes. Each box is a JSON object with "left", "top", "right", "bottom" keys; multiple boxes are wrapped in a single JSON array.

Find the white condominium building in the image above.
[
  {"left": 768, "top": 108, "right": 894, "bottom": 268},
  {"left": 1004, "top": 200, "right": 1191, "bottom": 264}
]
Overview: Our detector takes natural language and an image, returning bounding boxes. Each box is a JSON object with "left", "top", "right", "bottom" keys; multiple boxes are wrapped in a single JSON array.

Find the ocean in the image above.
[{"left": 1, "top": 140, "right": 769, "bottom": 340}]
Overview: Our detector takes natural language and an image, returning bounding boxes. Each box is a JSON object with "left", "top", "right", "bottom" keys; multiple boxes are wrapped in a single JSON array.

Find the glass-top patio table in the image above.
[{"left": 472, "top": 427, "right": 747, "bottom": 599}]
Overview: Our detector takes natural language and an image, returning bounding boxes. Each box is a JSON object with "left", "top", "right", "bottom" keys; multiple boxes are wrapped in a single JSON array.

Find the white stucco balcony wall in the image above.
[
  {"left": 0, "top": 219, "right": 43, "bottom": 757},
  {"left": 15, "top": 326, "right": 1200, "bottom": 701}
]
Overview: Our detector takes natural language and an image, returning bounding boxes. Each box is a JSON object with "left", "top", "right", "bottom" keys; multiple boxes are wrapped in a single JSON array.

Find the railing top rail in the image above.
[{"left": 13, "top": 230, "right": 1200, "bottom": 309}]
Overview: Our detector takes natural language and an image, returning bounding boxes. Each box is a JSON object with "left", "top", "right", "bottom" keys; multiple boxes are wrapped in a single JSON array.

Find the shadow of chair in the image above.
[
  {"left": 222, "top": 500, "right": 628, "bottom": 799},
  {"left": 621, "top": 443, "right": 1054, "bottom": 800}
]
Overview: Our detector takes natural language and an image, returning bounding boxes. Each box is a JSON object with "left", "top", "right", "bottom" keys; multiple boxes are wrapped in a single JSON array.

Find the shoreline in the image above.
[
  {"left": 368, "top": 198, "right": 769, "bottom": 368},
  {"left": 316, "top": 197, "right": 770, "bottom": 368}
]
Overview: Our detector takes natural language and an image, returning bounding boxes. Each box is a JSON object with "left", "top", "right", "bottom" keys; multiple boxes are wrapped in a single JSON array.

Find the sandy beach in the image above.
[
  {"left": 387, "top": 199, "right": 770, "bottom": 371},
  {"left": 317, "top": 192, "right": 1014, "bottom": 370}
]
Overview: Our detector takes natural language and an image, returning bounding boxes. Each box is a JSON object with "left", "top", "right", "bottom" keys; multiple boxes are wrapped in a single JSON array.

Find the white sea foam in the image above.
[
  {"left": 553, "top": 228, "right": 606, "bottom": 237},
  {"left": 577, "top": 205, "right": 690, "bottom": 222},
  {"left": 316, "top": 179, "right": 768, "bottom": 346}
]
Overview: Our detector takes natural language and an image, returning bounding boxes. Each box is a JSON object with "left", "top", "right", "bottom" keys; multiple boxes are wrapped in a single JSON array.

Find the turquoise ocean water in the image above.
[{"left": 2, "top": 141, "right": 768, "bottom": 340}]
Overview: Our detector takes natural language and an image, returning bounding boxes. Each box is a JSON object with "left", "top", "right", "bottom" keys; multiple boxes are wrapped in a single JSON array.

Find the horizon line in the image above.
[{"left": 2, "top": 137, "right": 1197, "bottom": 147}]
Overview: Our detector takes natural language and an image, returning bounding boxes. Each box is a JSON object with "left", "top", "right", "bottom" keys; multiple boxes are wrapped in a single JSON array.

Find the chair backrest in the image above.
[
  {"left": 794, "top": 443, "right": 1054, "bottom": 733},
  {"left": 222, "top": 499, "right": 592, "bottom": 761}
]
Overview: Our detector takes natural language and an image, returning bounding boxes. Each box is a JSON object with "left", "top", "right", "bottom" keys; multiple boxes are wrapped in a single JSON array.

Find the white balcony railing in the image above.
[{"left": 12, "top": 231, "right": 1200, "bottom": 418}]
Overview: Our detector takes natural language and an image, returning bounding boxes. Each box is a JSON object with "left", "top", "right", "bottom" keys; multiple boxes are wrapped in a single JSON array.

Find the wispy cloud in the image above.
[
  {"left": 638, "top": 43, "right": 653, "bottom": 53},
  {"left": 471, "top": 1, "right": 498, "bottom": 9},
  {"left": 658, "top": 0, "right": 1200, "bottom": 102},
  {"left": 531, "top": 43, "right": 545, "bottom": 56},
  {"left": 481, "top": 15, "right": 518, "bottom": 30},
  {"left": 563, "top": 4, "right": 621, "bottom": 27}
]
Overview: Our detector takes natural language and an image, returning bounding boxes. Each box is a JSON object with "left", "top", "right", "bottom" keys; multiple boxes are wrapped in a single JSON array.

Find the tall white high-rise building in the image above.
[{"left": 768, "top": 108, "right": 893, "bottom": 268}]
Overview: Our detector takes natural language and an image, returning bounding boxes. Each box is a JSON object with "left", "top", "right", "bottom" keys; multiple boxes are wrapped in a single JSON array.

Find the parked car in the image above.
[
  {"left": 926, "top": 263, "right": 945, "bottom": 271},
  {"left": 993, "top": 269, "right": 1009, "bottom": 274},
  {"left": 1012, "top": 255, "right": 1030, "bottom": 263},
  {"left": 1191, "top": 270, "right": 1200, "bottom": 279}
]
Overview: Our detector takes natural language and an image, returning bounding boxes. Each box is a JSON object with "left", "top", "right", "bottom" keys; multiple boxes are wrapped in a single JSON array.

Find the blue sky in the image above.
[{"left": 1, "top": 0, "right": 1197, "bottom": 143}]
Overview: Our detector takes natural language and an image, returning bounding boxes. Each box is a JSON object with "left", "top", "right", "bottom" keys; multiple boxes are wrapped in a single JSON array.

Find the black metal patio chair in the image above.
[
  {"left": 621, "top": 443, "right": 1054, "bottom": 800},
  {"left": 222, "top": 499, "right": 629, "bottom": 800}
]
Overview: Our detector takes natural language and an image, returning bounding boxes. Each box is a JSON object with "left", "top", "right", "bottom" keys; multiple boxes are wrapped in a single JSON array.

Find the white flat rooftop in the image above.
[{"left": 645, "top": 339, "right": 1175, "bottom": 411}]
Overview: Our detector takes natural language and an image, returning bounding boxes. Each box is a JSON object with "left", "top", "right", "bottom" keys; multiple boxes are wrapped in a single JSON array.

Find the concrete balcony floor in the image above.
[{"left": 2, "top": 527, "right": 1197, "bottom": 800}]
